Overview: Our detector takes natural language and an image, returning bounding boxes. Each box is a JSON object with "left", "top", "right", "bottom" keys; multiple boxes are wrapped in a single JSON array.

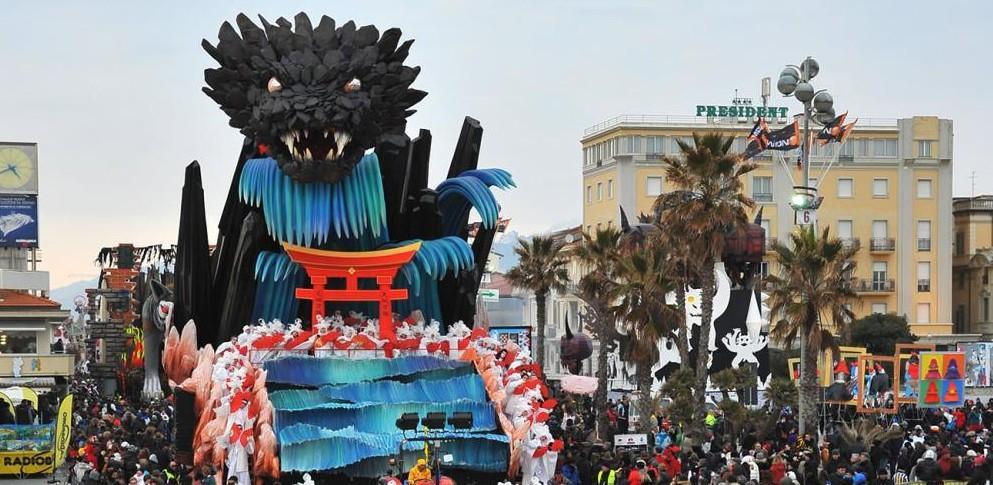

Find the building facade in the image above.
[
  {"left": 0, "top": 289, "right": 72, "bottom": 390},
  {"left": 952, "top": 196, "right": 993, "bottom": 336},
  {"left": 581, "top": 110, "right": 953, "bottom": 336}
]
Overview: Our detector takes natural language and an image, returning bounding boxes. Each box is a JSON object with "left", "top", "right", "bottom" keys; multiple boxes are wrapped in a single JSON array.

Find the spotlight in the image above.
[
  {"left": 421, "top": 412, "right": 447, "bottom": 430},
  {"left": 448, "top": 412, "right": 473, "bottom": 430},
  {"left": 396, "top": 412, "right": 419, "bottom": 431}
]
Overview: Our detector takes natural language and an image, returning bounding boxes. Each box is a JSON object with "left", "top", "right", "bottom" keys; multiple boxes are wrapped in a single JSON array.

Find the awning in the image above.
[{"left": 0, "top": 377, "right": 56, "bottom": 388}]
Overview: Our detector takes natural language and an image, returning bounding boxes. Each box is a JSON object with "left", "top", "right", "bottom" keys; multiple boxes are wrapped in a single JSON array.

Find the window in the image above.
[
  {"left": 586, "top": 186, "right": 592, "bottom": 204},
  {"left": 838, "top": 220, "right": 854, "bottom": 243},
  {"left": 871, "top": 303, "right": 888, "bottom": 315},
  {"left": 646, "top": 177, "right": 663, "bottom": 197},
  {"left": 918, "top": 262, "right": 931, "bottom": 292},
  {"left": 752, "top": 176, "right": 773, "bottom": 202},
  {"left": 986, "top": 297, "right": 991, "bottom": 322},
  {"left": 624, "top": 136, "right": 643, "bottom": 154},
  {"left": 856, "top": 139, "right": 871, "bottom": 157},
  {"left": 917, "top": 179, "right": 932, "bottom": 198},
  {"left": 873, "top": 178, "right": 888, "bottom": 197},
  {"left": 607, "top": 179, "right": 614, "bottom": 199},
  {"left": 672, "top": 136, "right": 693, "bottom": 153},
  {"left": 871, "top": 220, "right": 890, "bottom": 251},
  {"left": 872, "top": 220, "right": 888, "bottom": 238},
  {"left": 837, "top": 178, "right": 853, "bottom": 198},
  {"left": 872, "top": 261, "right": 888, "bottom": 290},
  {"left": 0, "top": 330, "right": 38, "bottom": 354},
  {"left": 956, "top": 231, "right": 965, "bottom": 256},
  {"left": 645, "top": 136, "right": 664, "bottom": 154},
  {"left": 597, "top": 182, "right": 603, "bottom": 201},
  {"left": 917, "top": 220, "right": 931, "bottom": 251},
  {"left": 917, "top": 303, "right": 931, "bottom": 323},
  {"left": 759, "top": 261, "right": 769, "bottom": 278},
  {"left": 839, "top": 140, "right": 854, "bottom": 157},
  {"left": 873, "top": 139, "right": 897, "bottom": 157},
  {"left": 918, "top": 140, "right": 933, "bottom": 158}
]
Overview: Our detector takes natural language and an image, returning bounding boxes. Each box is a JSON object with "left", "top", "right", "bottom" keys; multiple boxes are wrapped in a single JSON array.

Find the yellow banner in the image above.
[
  {"left": 0, "top": 451, "right": 53, "bottom": 475},
  {"left": 52, "top": 395, "right": 72, "bottom": 468}
]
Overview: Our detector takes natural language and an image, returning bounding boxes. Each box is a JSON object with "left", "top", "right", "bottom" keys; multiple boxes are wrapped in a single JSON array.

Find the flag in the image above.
[
  {"left": 836, "top": 120, "right": 857, "bottom": 143},
  {"left": 766, "top": 120, "right": 801, "bottom": 151},
  {"left": 816, "top": 112, "right": 855, "bottom": 145},
  {"left": 742, "top": 118, "right": 769, "bottom": 160},
  {"left": 52, "top": 394, "right": 74, "bottom": 468}
]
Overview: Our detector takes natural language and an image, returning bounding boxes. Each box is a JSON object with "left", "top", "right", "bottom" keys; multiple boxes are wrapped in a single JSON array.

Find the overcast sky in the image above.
[{"left": 2, "top": 1, "right": 990, "bottom": 288}]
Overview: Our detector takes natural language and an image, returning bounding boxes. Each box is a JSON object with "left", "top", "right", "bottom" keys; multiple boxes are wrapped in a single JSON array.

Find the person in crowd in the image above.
[
  {"left": 407, "top": 458, "right": 432, "bottom": 483},
  {"left": 0, "top": 400, "right": 13, "bottom": 424},
  {"left": 15, "top": 398, "right": 36, "bottom": 424}
]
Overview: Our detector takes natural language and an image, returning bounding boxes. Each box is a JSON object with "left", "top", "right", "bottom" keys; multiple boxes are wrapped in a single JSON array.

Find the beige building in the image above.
[
  {"left": 952, "top": 196, "right": 993, "bottom": 336},
  {"left": 581, "top": 109, "right": 953, "bottom": 336}
]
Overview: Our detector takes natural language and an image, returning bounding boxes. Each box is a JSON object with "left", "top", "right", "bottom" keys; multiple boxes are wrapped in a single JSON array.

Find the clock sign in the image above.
[{"left": 0, "top": 145, "right": 38, "bottom": 193}]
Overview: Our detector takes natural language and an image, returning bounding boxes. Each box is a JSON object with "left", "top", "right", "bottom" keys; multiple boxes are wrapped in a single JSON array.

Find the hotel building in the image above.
[{"left": 581, "top": 106, "right": 953, "bottom": 336}]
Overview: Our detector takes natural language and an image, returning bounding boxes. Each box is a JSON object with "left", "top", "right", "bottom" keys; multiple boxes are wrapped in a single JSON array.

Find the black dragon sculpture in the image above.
[{"left": 175, "top": 13, "right": 510, "bottom": 345}]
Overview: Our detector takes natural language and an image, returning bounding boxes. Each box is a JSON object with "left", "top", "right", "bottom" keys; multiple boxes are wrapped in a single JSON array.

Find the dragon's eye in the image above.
[
  {"left": 344, "top": 77, "right": 362, "bottom": 93},
  {"left": 267, "top": 76, "right": 283, "bottom": 93}
]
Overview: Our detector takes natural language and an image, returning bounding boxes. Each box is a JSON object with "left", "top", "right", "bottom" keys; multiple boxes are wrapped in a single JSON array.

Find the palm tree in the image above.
[
  {"left": 572, "top": 228, "right": 622, "bottom": 432},
  {"left": 653, "top": 133, "right": 756, "bottom": 438},
  {"left": 609, "top": 246, "right": 678, "bottom": 434},
  {"left": 506, "top": 236, "right": 570, "bottom": 370},
  {"left": 766, "top": 226, "right": 859, "bottom": 434}
]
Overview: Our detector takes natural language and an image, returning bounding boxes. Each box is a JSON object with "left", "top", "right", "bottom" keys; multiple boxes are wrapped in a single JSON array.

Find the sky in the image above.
[{"left": 1, "top": 1, "right": 991, "bottom": 289}]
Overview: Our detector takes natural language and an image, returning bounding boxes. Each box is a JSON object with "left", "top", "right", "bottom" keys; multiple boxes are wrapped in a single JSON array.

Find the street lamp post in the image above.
[{"left": 776, "top": 56, "right": 838, "bottom": 436}]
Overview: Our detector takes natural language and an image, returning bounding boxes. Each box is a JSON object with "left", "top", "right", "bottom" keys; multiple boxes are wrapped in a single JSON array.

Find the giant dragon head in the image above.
[{"left": 203, "top": 13, "right": 426, "bottom": 183}]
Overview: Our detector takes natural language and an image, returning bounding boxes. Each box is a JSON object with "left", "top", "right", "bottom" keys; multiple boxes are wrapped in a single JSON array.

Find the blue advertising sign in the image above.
[{"left": 0, "top": 194, "right": 38, "bottom": 248}]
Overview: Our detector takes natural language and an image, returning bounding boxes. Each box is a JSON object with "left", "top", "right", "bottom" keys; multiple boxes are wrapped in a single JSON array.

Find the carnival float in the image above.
[{"left": 158, "top": 12, "right": 561, "bottom": 484}]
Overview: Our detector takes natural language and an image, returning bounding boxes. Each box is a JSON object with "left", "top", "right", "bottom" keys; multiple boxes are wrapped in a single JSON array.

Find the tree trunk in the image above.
[
  {"left": 799, "top": 326, "right": 820, "bottom": 435},
  {"left": 692, "top": 260, "right": 716, "bottom": 441},
  {"left": 593, "top": 312, "right": 612, "bottom": 435},
  {"left": 675, "top": 284, "right": 690, "bottom": 369},
  {"left": 535, "top": 291, "right": 547, "bottom": 370},
  {"left": 636, "top": 360, "right": 655, "bottom": 434}
]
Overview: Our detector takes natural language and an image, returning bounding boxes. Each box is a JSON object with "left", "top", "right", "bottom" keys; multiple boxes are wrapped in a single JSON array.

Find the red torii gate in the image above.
[{"left": 282, "top": 241, "right": 421, "bottom": 342}]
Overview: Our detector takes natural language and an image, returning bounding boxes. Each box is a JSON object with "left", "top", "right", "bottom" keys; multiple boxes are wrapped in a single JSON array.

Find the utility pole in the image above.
[{"left": 777, "top": 56, "right": 839, "bottom": 437}]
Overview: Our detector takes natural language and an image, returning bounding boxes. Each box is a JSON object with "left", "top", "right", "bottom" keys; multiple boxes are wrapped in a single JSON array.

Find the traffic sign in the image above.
[
  {"left": 478, "top": 288, "right": 500, "bottom": 302},
  {"left": 795, "top": 209, "right": 817, "bottom": 226}
]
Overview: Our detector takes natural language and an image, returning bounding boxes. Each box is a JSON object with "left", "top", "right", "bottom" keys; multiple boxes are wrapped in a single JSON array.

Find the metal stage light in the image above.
[
  {"left": 422, "top": 412, "right": 447, "bottom": 430},
  {"left": 447, "top": 412, "right": 473, "bottom": 430},
  {"left": 396, "top": 412, "right": 420, "bottom": 431}
]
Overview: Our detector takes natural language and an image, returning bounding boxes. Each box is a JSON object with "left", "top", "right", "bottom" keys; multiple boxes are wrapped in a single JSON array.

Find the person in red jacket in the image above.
[
  {"left": 771, "top": 454, "right": 787, "bottom": 484},
  {"left": 954, "top": 408, "right": 967, "bottom": 429},
  {"left": 661, "top": 444, "right": 681, "bottom": 480}
]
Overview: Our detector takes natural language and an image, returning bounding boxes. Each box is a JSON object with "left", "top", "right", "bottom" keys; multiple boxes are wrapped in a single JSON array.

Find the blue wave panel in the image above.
[
  {"left": 263, "top": 355, "right": 472, "bottom": 387},
  {"left": 435, "top": 169, "right": 515, "bottom": 236},
  {"left": 269, "top": 374, "right": 488, "bottom": 411},
  {"left": 274, "top": 398, "right": 498, "bottom": 434},
  {"left": 321, "top": 374, "right": 488, "bottom": 404},
  {"left": 278, "top": 424, "right": 508, "bottom": 475},
  {"left": 238, "top": 154, "right": 388, "bottom": 246}
]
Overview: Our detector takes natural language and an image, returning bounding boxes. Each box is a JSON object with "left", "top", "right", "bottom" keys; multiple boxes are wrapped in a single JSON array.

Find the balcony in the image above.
[
  {"left": 918, "top": 238, "right": 931, "bottom": 251},
  {"left": 954, "top": 197, "right": 993, "bottom": 213},
  {"left": 753, "top": 192, "right": 773, "bottom": 202},
  {"left": 869, "top": 237, "right": 896, "bottom": 252},
  {"left": 848, "top": 278, "right": 895, "bottom": 293},
  {"left": 840, "top": 237, "right": 861, "bottom": 250},
  {"left": 918, "top": 279, "right": 931, "bottom": 292}
]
